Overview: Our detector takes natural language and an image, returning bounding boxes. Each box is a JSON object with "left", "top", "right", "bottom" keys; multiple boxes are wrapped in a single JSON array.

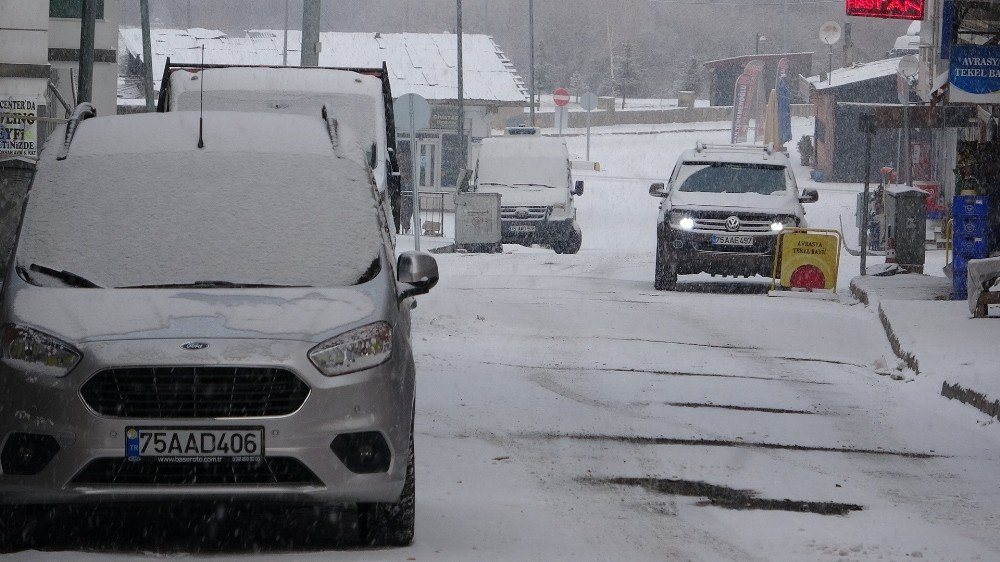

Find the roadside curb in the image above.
[
  {"left": 850, "top": 277, "right": 920, "bottom": 374},
  {"left": 941, "top": 382, "right": 1000, "bottom": 422},
  {"left": 877, "top": 303, "right": 920, "bottom": 374},
  {"left": 852, "top": 277, "right": 1000, "bottom": 422}
]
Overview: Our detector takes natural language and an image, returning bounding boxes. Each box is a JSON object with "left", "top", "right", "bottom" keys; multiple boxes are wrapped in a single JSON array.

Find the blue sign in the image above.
[
  {"left": 940, "top": 0, "right": 954, "bottom": 61},
  {"left": 950, "top": 45, "right": 1000, "bottom": 103}
]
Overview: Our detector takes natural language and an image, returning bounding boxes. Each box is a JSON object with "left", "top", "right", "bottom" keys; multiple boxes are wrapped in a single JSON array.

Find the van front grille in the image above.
[
  {"left": 81, "top": 367, "right": 310, "bottom": 419},
  {"left": 71, "top": 457, "right": 322, "bottom": 486}
]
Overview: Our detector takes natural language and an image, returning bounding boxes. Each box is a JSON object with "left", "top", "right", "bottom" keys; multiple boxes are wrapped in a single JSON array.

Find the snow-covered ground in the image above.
[{"left": 15, "top": 119, "right": 1000, "bottom": 560}]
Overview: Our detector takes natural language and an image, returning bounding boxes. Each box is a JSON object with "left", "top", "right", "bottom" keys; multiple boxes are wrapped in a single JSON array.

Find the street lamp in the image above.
[{"left": 755, "top": 33, "right": 767, "bottom": 55}]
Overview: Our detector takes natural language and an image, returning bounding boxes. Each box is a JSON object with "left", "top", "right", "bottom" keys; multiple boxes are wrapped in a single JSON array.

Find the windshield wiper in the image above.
[
  {"left": 120, "top": 281, "right": 311, "bottom": 289},
  {"left": 513, "top": 183, "right": 557, "bottom": 189},
  {"left": 28, "top": 263, "right": 102, "bottom": 288},
  {"left": 478, "top": 182, "right": 512, "bottom": 188}
]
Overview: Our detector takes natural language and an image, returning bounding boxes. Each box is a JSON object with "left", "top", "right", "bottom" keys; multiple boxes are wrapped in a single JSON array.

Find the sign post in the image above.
[
  {"left": 553, "top": 87, "right": 570, "bottom": 136},
  {"left": 393, "top": 94, "right": 432, "bottom": 251},
  {"left": 580, "top": 92, "right": 598, "bottom": 161},
  {"left": 0, "top": 97, "right": 39, "bottom": 162}
]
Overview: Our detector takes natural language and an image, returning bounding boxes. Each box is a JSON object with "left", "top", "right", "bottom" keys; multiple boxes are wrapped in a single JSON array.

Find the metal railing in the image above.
[{"left": 401, "top": 191, "right": 448, "bottom": 237}]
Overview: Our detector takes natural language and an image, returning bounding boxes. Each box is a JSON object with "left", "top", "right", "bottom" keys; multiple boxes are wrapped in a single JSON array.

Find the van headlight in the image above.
[
  {"left": 309, "top": 322, "right": 393, "bottom": 377},
  {"left": 1, "top": 325, "right": 81, "bottom": 378}
]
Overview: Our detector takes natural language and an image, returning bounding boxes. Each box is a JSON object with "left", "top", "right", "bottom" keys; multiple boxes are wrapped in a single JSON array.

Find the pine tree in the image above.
[{"left": 614, "top": 42, "right": 642, "bottom": 109}]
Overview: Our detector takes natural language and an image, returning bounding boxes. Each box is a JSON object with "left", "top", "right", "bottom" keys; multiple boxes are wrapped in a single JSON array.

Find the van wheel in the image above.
[
  {"left": 553, "top": 224, "right": 582, "bottom": 255},
  {"left": 357, "top": 434, "right": 415, "bottom": 547},
  {"left": 654, "top": 238, "right": 678, "bottom": 290}
]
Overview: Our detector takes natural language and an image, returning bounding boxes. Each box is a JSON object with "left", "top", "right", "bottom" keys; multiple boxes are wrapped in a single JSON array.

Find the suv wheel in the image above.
[
  {"left": 654, "top": 238, "right": 678, "bottom": 290},
  {"left": 357, "top": 433, "right": 415, "bottom": 547}
]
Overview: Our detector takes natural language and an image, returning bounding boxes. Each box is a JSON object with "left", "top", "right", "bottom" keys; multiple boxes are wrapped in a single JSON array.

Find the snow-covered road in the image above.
[{"left": 16, "top": 122, "right": 1000, "bottom": 561}]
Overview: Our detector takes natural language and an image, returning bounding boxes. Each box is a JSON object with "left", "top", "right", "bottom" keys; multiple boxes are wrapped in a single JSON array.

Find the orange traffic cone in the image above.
[{"left": 885, "top": 237, "right": 897, "bottom": 264}]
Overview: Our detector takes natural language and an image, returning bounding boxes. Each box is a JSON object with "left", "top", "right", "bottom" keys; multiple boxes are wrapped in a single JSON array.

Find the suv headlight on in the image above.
[
  {"left": 1, "top": 324, "right": 81, "bottom": 377},
  {"left": 770, "top": 216, "right": 798, "bottom": 232},
  {"left": 669, "top": 212, "right": 696, "bottom": 231},
  {"left": 309, "top": 322, "right": 393, "bottom": 377}
]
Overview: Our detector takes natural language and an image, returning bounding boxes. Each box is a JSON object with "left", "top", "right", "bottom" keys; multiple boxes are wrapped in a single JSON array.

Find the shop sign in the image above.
[
  {"left": 845, "top": 0, "right": 924, "bottom": 21},
  {"left": 949, "top": 45, "right": 1000, "bottom": 104},
  {"left": 0, "top": 97, "right": 39, "bottom": 161},
  {"left": 778, "top": 231, "right": 840, "bottom": 290}
]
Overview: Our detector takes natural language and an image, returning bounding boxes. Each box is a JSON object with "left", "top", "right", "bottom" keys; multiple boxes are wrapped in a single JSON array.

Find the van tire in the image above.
[
  {"left": 553, "top": 223, "right": 582, "bottom": 255},
  {"left": 654, "top": 238, "right": 678, "bottom": 290},
  {"left": 357, "top": 434, "right": 415, "bottom": 547}
]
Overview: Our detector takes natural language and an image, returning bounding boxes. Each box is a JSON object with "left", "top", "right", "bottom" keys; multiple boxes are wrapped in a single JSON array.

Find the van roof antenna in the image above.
[{"left": 197, "top": 44, "right": 205, "bottom": 149}]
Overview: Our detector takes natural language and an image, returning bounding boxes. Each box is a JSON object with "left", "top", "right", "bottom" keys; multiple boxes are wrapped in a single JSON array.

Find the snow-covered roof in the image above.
[
  {"left": 119, "top": 27, "right": 528, "bottom": 104},
  {"left": 803, "top": 58, "right": 903, "bottom": 91}
]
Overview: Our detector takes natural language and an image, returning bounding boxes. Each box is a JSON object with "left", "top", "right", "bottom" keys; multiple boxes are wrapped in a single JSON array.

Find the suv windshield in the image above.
[
  {"left": 677, "top": 162, "right": 787, "bottom": 195},
  {"left": 17, "top": 152, "right": 381, "bottom": 289}
]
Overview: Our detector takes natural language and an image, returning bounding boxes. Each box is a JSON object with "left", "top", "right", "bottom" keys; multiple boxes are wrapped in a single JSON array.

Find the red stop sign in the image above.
[{"left": 553, "top": 88, "right": 571, "bottom": 107}]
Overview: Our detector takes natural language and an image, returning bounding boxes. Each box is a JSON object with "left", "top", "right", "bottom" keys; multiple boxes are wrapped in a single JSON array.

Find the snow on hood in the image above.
[
  {"left": 480, "top": 185, "right": 569, "bottom": 207},
  {"left": 9, "top": 284, "right": 376, "bottom": 344},
  {"left": 476, "top": 136, "right": 570, "bottom": 203},
  {"left": 669, "top": 191, "right": 802, "bottom": 216},
  {"left": 19, "top": 112, "right": 380, "bottom": 289}
]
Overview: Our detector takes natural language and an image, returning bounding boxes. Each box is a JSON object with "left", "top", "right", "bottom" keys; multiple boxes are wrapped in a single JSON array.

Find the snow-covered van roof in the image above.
[
  {"left": 165, "top": 66, "right": 386, "bottom": 158},
  {"left": 19, "top": 111, "right": 383, "bottom": 289},
  {"left": 120, "top": 28, "right": 528, "bottom": 104}
]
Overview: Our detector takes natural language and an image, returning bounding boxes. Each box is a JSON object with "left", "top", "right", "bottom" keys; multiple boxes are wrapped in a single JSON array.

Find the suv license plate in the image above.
[
  {"left": 510, "top": 225, "right": 537, "bottom": 233},
  {"left": 711, "top": 234, "right": 754, "bottom": 246},
  {"left": 125, "top": 427, "right": 264, "bottom": 461}
]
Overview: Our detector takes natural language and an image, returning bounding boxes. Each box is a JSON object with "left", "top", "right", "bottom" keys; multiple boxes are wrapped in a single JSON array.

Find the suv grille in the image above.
[
  {"left": 501, "top": 206, "right": 548, "bottom": 221},
  {"left": 71, "top": 457, "right": 321, "bottom": 485},
  {"left": 81, "top": 367, "right": 310, "bottom": 419},
  {"left": 685, "top": 211, "right": 782, "bottom": 233}
]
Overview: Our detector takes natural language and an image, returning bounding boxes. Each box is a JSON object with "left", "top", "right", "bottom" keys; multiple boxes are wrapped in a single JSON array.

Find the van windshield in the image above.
[
  {"left": 17, "top": 152, "right": 382, "bottom": 289},
  {"left": 677, "top": 162, "right": 787, "bottom": 195}
]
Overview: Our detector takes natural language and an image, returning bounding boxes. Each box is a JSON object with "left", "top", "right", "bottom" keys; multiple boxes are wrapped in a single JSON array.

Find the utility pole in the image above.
[
  {"left": 187, "top": 0, "right": 192, "bottom": 28},
  {"left": 140, "top": 0, "right": 155, "bottom": 111},
  {"left": 283, "top": 0, "right": 290, "bottom": 65},
  {"left": 77, "top": 0, "right": 97, "bottom": 104},
  {"left": 529, "top": 0, "right": 535, "bottom": 126},
  {"left": 301, "top": 0, "right": 321, "bottom": 67},
  {"left": 457, "top": 0, "right": 466, "bottom": 171}
]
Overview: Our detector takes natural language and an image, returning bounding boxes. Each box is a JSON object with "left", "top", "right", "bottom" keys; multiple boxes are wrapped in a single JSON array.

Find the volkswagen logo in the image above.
[
  {"left": 514, "top": 207, "right": 531, "bottom": 219},
  {"left": 725, "top": 216, "right": 741, "bottom": 232},
  {"left": 181, "top": 342, "right": 209, "bottom": 350}
]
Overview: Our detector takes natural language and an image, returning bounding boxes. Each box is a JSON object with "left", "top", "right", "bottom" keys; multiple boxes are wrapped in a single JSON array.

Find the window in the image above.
[{"left": 50, "top": 0, "right": 105, "bottom": 19}]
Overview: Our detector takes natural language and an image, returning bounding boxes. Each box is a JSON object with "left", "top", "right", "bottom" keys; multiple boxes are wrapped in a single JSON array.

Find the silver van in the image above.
[{"left": 0, "top": 107, "right": 437, "bottom": 547}]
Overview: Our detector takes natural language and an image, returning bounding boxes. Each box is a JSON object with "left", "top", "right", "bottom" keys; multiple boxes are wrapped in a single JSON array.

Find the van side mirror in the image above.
[
  {"left": 649, "top": 182, "right": 668, "bottom": 197},
  {"left": 799, "top": 188, "right": 819, "bottom": 203},
  {"left": 397, "top": 251, "right": 439, "bottom": 300},
  {"left": 573, "top": 180, "right": 584, "bottom": 196}
]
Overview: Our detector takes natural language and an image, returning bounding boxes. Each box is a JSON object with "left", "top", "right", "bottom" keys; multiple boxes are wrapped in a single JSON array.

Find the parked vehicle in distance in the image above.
[
  {"left": 157, "top": 62, "right": 404, "bottom": 232},
  {"left": 649, "top": 142, "right": 819, "bottom": 290},
  {"left": 472, "top": 128, "right": 584, "bottom": 254},
  {"left": 0, "top": 107, "right": 437, "bottom": 547}
]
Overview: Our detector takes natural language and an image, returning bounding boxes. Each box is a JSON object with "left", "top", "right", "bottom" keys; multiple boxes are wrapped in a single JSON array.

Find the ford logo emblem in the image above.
[{"left": 181, "top": 342, "right": 209, "bottom": 350}]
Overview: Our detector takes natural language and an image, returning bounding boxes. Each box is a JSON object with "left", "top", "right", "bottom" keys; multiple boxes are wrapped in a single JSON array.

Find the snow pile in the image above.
[{"left": 18, "top": 111, "right": 381, "bottom": 289}]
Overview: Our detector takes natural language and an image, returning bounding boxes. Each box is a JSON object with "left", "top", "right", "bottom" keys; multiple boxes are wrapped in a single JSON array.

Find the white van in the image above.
[
  {"left": 158, "top": 63, "right": 403, "bottom": 231},
  {"left": 472, "top": 130, "right": 584, "bottom": 254}
]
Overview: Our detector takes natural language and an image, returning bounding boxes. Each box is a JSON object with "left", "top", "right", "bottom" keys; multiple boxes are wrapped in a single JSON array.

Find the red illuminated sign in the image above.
[{"left": 846, "top": 0, "right": 925, "bottom": 20}]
